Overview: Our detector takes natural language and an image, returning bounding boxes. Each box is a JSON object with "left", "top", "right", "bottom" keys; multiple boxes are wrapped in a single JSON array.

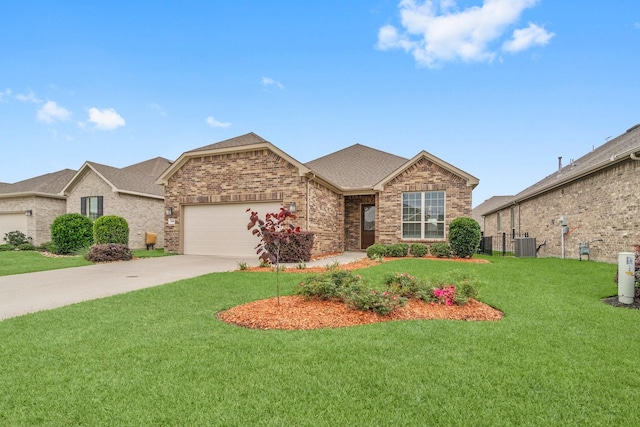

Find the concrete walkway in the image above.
[{"left": 0, "top": 252, "right": 366, "bottom": 321}]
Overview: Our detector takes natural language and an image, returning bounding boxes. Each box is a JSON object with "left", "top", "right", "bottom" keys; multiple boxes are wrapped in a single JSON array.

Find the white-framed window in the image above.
[{"left": 402, "top": 191, "right": 445, "bottom": 239}]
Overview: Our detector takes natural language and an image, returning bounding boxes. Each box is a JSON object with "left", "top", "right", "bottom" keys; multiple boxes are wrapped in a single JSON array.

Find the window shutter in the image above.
[
  {"left": 81, "top": 197, "right": 86, "bottom": 215},
  {"left": 97, "top": 196, "right": 103, "bottom": 217}
]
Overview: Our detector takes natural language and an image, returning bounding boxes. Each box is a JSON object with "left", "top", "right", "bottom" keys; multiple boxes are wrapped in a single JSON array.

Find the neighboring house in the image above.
[
  {"left": 0, "top": 169, "right": 76, "bottom": 245},
  {"left": 472, "top": 196, "right": 513, "bottom": 233},
  {"left": 61, "top": 157, "right": 171, "bottom": 249},
  {"left": 157, "top": 132, "right": 479, "bottom": 257},
  {"left": 481, "top": 123, "right": 640, "bottom": 263}
]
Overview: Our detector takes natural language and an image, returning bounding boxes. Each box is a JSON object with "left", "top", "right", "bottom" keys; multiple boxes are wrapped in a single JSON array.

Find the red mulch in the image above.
[
  {"left": 223, "top": 254, "right": 499, "bottom": 330},
  {"left": 217, "top": 296, "right": 503, "bottom": 330}
]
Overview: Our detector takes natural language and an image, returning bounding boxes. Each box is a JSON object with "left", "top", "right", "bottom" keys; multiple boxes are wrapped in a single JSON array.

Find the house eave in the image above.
[{"left": 0, "top": 192, "right": 66, "bottom": 200}]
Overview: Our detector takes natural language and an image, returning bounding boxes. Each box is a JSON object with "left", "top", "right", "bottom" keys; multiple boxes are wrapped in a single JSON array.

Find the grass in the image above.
[
  {"left": 132, "top": 248, "right": 175, "bottom": 258},
  {"left": 1, "top": 256, "right": 639, "bottom": 425},
  {"left": 0, "top": 251, "right": 91, "bottom": 276}
]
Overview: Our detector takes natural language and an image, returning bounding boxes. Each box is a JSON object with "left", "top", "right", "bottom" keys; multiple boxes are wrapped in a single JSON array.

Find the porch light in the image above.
[
  {"left": 24, "top": 210, "right": 32, "bottom": 216},
  {"left": 165, "top": 207, "right": 173, "bottom": 216},
  {"left": 289, "top": 202, "right": 297, "bottom": 213}
]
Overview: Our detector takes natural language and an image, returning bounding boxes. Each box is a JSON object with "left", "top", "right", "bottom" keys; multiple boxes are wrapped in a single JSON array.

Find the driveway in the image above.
[{"left": 0, "top": 252, "right": 365, "bottom": 321}]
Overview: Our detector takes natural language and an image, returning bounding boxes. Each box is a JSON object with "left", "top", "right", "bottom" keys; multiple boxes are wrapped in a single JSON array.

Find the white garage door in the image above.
[
  {"left": 0, "top": 213, "right": 27, "bottom": 242},
  {"left": 183, "top": 203, "right": 282, "bottom": 257}
]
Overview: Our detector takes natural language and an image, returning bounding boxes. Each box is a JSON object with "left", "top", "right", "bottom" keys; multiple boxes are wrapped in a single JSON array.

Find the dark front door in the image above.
[{"left": 361, "top": 204, "right": 375, "bottom": 249}]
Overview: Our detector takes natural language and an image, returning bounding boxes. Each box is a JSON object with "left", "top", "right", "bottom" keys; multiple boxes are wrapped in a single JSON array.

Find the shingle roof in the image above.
[
  {"left": 0, "top": 169, "right": 76, "bottom": 197},
  {"left": 305, "top": 144, "right": 408, "bottom": 190},
  {"left": 486, "top": 123, "right": 640, "bottom": 214},
  {"left": 187, "top": 132, "right": 268, "bottom": 153},
  {"left": 122, "top": 157, "right": 172, "bottom": 178},
  {"left": 86, "top": 162, "right": 164, "bottom": 197}
]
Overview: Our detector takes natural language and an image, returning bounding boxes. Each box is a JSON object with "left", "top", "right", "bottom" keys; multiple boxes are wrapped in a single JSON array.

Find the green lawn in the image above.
[
  {"left": 1, "top": 256, "right": 638, "bottom": 426},
  {"left": 0, "top": 251, "right": 91, "bottom": 276}
]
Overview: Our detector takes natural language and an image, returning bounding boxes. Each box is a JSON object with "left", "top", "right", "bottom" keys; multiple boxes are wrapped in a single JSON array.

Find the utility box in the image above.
[
  {"left": 515, "top": 237, "right": 537, "bottom": 258},
  {"left": 617, "top": 252, "right": 635, "bottom": 304},
  {"left": 145, "top": 232, "right": 157, "bottom": 250}
]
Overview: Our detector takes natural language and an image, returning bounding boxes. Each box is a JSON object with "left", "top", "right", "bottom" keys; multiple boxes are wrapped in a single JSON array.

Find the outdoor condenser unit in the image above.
[{"left": 515, "top": 237, "right": 537, "bottom": 258}]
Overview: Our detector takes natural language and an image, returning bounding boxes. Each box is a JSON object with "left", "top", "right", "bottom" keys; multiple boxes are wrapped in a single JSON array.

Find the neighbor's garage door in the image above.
[
  {"left": 183, "top": 203, "right": 282, "bottom": 257},
  {"left": 0, "top": 213, "right": 27, "bottom": 241}
]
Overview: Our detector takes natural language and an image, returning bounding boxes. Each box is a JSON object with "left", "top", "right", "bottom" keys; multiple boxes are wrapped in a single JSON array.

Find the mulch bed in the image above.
[
  {"left": 217, "top": 296, "right": 503, "bottom": 330},
  {"left": 601, "top": 288, "right": 640, "bottom": 309}
]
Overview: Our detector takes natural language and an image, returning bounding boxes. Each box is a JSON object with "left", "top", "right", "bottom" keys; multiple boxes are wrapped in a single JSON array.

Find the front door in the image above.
[{"left": 361, "top": 204, "right": 375, "bottom": 249}]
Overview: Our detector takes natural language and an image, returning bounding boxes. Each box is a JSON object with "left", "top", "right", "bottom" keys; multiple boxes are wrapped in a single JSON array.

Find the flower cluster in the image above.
[{"left": 433, "top": 285, "right": 456, "bottom": 306}]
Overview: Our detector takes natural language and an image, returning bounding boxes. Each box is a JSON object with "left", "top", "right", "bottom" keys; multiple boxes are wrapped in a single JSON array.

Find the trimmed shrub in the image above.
[
  {"left": 93, "top": 215, "right": 129, "bottom": 245},
  {"left": 85, "top": 244, "right": 132, "bottom": 262},
  {"left": 297, "top": 270, "right": 361, "bottom": 300},
  {"left": 50, "top": 213, "right": 94, "bottom": 254},
  {"left": 267, "top": 231, "right": 315, "bottom": 263},
  {"left": 430, "top": 242, "right": 451, "bottom": 258},
  {"left": 409, "top": 243, "right": 429, "bottom": 257},
  {"left": 366, "top": 243, "right": 388, "bottom": 259},
  {"left": 0, "top": 244, "right": 14, "bottom": 251},
  {"left": 17, "top": 243, "right": 36, "bottom": 251},
  {"left": 448, "top": 216, "right": 481, "bottom": 258},
  {"left": 37, "top": 241, "right": 57, "bottom": 253},
  {"left": 3, "top": 230, "right": 28, "bottom": 246},
  {"left": 387, "top": 243, "right": 409, "bottom": 257}
]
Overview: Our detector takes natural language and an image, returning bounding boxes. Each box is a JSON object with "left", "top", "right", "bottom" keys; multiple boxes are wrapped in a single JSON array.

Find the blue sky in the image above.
[{"left": 1, "top": 1, "right": 639, "bottom": 207}]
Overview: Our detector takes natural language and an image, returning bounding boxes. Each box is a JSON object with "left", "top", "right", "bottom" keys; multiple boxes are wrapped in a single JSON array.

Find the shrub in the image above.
[
  {"left": 17, "top": 243, "right": 36, "bottom": 251},
  {"left": 297, "top": 270, "right": 361, "bottom": 300},
  {"left": 85, "top": 244, "right": 132, "bottom": 262},
  {"left": 93, "top": 215, "right": 129, "bottom": 245},
  {"left": 430, "top": 242, "right": 451, "bottom": 258},
  {"left": 366, "top": 243, "right": 388, "bottom": 259},
  {"left": 4, "top": 230, "right": 29, "bottom": 246},
  {"left": 448, "top": 217, "right": 481, "bottom": 258},
  {"left": 37, "top": 241, "right": 57, "bottom": 253},
  {"left": 51, "top": 213, "right": 94, "bottom": 255},
  {"left": 387, "top": 243, "right": 409, "bottom": 257},
  {"left": 0, "top": 244, "right": 14, "bottom": 251},
  {"left": 383, "top": 272, "right": 423, "bottom": 297},
  {"left": 343, "top": 288, "right": 406, "bottom": 316},
  {"left": 409, "top": 243, "right": 429, "bottom": 257}
]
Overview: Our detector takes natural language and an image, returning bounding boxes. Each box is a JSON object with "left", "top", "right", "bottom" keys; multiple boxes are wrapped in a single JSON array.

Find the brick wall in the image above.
[
  {"left": 66, "top": 170, "right": 164, "bottom": 249},
  {"left": 307, "top": 180, "right": 344, "bottom": 254},
  {"left": 0, "top": 196, "right": 66, "bottom": 245},
  {"left": 377, "top": 157, "right": 473, "bottom": 244},
  {"left": 344, "top": 195, "right": 376, "bottom": 251},
  {"left": 484, "top": 159, "right": 640, "bottom": 263}
]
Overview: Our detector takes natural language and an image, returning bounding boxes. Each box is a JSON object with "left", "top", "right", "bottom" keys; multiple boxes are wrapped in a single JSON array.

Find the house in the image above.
[
  {"left": 0, "top": 169, "right": 76, "bottom": 245},
  {"left": 60, "top": 157, "right": 172, "bottom": 249},
  {"left": 157, "top": 132, "right": 479, "bottom": 257},
  {"left": 472, "top": 195, "right": 513, "bottom": 232},
  {"left": 480, "top": 123, "right": 640, "bottom": 263}
]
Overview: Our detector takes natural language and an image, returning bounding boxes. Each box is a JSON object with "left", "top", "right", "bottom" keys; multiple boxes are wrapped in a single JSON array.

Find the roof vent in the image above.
[{"left": 626, "top": 123, "right": 640, "bottom": 133}]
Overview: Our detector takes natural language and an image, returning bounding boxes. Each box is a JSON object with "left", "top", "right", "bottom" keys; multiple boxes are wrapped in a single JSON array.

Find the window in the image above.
[
  {"left": 402, "top": 191, "right": 445, "bottom": 239},
  {"left": 510, "top": 207, "right": 515, "bottom": 229},
  {"left": 81, "top": 196, "right": 103, "bottom": 220},
  {"left": 497, "top": 212, "right": 502, "bottom": 231}
]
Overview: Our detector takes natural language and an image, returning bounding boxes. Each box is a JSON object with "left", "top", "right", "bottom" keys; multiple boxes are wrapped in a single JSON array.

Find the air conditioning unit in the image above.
[{"left": 515, "top": 237, "right": 537, "bottom": 258}]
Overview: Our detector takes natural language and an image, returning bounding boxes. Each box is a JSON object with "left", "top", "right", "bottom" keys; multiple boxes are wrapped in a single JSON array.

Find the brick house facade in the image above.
[
  {"left": 480, "top": 124, "right": 640, "bottom": 263},
  {"left": 158, "top": 133, "right": 479, "bottom": 257}
]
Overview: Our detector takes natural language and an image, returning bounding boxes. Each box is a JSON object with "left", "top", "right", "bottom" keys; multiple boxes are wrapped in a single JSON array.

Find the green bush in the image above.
[
  {"left": 93, "top": 215, "right": 129, "bottom": 245},
  {"left": 17, "top": 243, "right": 36, "bottom": 251},
  {"left": 383, "top": 272, "right": 423, "bottom": 297},
  {"left": 0, "top": 244, "right": 14, "bottom": 251},
  {"left": 37, "top": 241, "right": 57, "bottom": 253},
  {"left": 343, "top": 287, "right": 406, "bottom": 316},
  {"left": 297, "top": 270, "right": 361, "bottom": 300},
  {"left": 387, "top": 243, "right": 409, "bottom": 257},
  {"left": 85, "top": 244, "right": 132, "bottom": 262},
  {"left": 409, "top": 243, "right": 429, "bottom": 257},
  {"left": 429, "top": 242, "right": 451, "bottom": 258},
  {"left": 448, "top": 217, "right": 481, "bottom": 258},
  {"left": 366, "top": 243, "right": 388, "bottom": 259},
  {"left": 3, "top": 230, "right": 28, "bottom": 246},
  {"left": 50, "top": 213, "right": 94, "bottom": 255}
]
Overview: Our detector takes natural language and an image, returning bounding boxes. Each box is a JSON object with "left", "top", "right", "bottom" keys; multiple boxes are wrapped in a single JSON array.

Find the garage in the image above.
[
  {"left": 0, "top": 213, "right": 27, "bottom": 243},
  {"left": 182, "top": 202, "right": 282, "bottom": 257}
]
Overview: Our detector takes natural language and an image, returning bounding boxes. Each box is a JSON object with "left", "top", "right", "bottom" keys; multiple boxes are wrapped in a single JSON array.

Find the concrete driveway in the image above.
[{"left": 0, "top": 252, "right": 365, "bottom": 321}]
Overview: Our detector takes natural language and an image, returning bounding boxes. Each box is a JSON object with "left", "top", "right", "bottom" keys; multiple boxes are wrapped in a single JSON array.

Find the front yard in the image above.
[{"left": 0, "top": 256, "right": 638, "bottom": 425}]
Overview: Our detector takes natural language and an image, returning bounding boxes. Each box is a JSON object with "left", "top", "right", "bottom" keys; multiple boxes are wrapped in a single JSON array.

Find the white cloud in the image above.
[
  {"left": 503, "top": 22, "right": 554, "bottom": 53},
  {"left": 87, "top": 107, "right": 126, "bottom": 130},
  {"left": 16, "top": 90, "right": 41, "bottom": 103},
  {"left": 37, "top": 101, "right": 71, "bottom": 123},
  {"left": 0, "top": 88, "right": 11, "bottom": 102},
  {"left": 262, "top": 77, "right": 284, "bottom": 89},
  {"left": 206, "top": 116, "right": 231, "bottom": 128},
  {"left": 377, "top": 0, "right": 551, "bottom": 67}
]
